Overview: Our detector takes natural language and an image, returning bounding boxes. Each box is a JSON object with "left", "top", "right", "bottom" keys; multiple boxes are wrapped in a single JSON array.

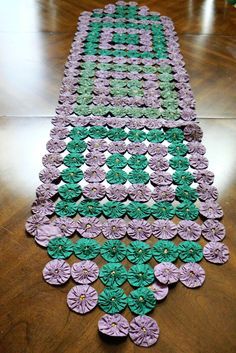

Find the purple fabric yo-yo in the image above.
[
  {"left": 43, "top": 259, "right": 71, "bottom": 285},
  {"left": 179, "top": 262, "right": 205, "bottom": 288},
  {"left": 129, "top": 315, "right": 160, "bottom": 347},
  {"left": 71, "top": 260, "right": 99, "bottom": 284},
  {"left": 98, "top": 314, "right": 129, "bottom": 337},
  {"left": 203, "top": 242, "right": 229, "bottom": 264},
  {"left": 154, "top": 262, "right": 179, "bottom": 285},
  {"left": 67, "top": 284, "right": 98, "bottom": 314}
]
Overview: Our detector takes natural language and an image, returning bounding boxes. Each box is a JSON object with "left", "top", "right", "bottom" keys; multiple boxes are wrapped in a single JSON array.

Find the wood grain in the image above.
[{"left": 0, "top": 1, "right": 236, "bottom": 353}]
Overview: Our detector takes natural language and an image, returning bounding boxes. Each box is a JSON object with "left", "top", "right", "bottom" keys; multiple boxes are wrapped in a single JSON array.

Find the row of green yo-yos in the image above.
[
  {"left": 55, "top": 199, "right": 199, "bottom": 220},
  {"left": 68, "top": 126, "right": 185, "bottom": 142},
  {"left": 47, "top": 238, "right": 203, "bottom": 263}
]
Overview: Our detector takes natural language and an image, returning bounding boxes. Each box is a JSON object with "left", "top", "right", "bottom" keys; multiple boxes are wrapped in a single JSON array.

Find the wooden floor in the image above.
[{"left": 0, "top": 1, "right": 235, "bottom": 352}]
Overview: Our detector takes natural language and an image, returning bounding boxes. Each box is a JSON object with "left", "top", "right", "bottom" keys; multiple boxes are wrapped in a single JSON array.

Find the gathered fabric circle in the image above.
[
  {"left": 100, "top": 240, "right": 126, "bottom": 262},
  {"left": 128, "top": 264, "right": 154, "bottom": 287},
  {"left": 99, "top": 263, "right": 127, "bottom": 287},
  {"left": 128, "top": 287, "right": 156, "bottom": 315},
  {"left": 98, "top": 287, "right": 127, "bottom": 314}
]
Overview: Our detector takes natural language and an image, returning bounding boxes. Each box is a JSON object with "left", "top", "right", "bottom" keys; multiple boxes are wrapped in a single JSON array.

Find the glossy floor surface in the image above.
[{"left": 0, "top": 1, "right": 236, "bottom": 353}]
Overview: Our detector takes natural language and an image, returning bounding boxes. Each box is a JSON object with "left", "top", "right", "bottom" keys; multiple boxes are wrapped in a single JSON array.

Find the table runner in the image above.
[{"left": 25, "top": 1, "right": 229, "bottom": 347}]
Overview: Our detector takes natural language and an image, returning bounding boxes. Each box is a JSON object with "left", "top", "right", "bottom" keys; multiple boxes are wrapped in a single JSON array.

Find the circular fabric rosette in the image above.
[
  {"left": 98, "top": 314, "right": 129, "bottom": 338},
  {"left": 42, "top": 259, "right": 71, "bottom": 285},
  {"left": 152, "top": 240, "right": 179, "bottom": 262},
  {"left": 175, "top": 200, "right": 199, "bottom": 220},
  {"left": 99, "top": 263, "right": 127, "bottom": 288},
  {"left": 106, "top": 168, "right": 128, "bottom": 184},
  {"left": 127, "top": 219, "right": 152, "bottom": 241},
  {"left": 77, "top": 217, "right": 102, "bottom": 238},
  {"left": 177, "top": 220, "right": 201, "bottom": 241},
  {"left": 77, "top": 200, "right": 102, "bottom": 217},
  {"left": 151, "top": 202, "right": 175, "bottom": 219},
  {"left": 74, "top": 239, "right": 100, "bottom": 260},
  {"left": 106, "top": 185, "right": 128, "bottom": 202},
  {"left": 128, "top": 185, "right": 151, "bottom": 202},
  {"left": 173, "top": 171, "right": 194, "bottom": 185},
  {"left": 179, "top": 263, "right": 205, "bottom": 288},
  {"left": 165, "top": 128, "right": 184, "bottom": 143},
  {"left": 106, "top": 153, "right": 127, "bottom": 169},
  {"left": 102, "top": 219, "right": 127, "bottom": 239},
  {"left": 63, "top": 152, "right": 85, "bottom": 168},
  {"left": 178, "top": 241, "right": 203, "bottom": 262},
  {"left": 58, "top": 183, "right": 82, "bottom": 201},
  {"left": 34, "top": 224, "right": 62, "bottom": 247},
  {"left": 127, "top": 155, "right": 148, "bottom": 170},
  {"left": 47, "top": 237, "right": 74, "bottom": 259},
  {"left": 100, "top": 240, "right": 126, "bottom": 262},
  {"left": 98, "top": 287, "right": 127, "bottom": 314},
  {"left": 103, "top": 201, "right": 126, "bottom": 218},
  {"left": 129, "top": 315, "right": 160, "bottom": 347},
  {"left": 128, "top": 287, "right": 156, "bottom": 315},
  {"left": 55, "top": 200, "right": 78, "bottom": 217},
  {"left": 61, "top": 167, "right": 83, "bottom": 183},
  {"left": 67, "top": 284, "right": 98, "bottom": 314},
  {"left": 25, "top": 214, "right": 50, "bottom": 237},
  {"left": 201, "top": 220, "right": 225, "bottom": 241},
  {"left": 203, "top": 242, "right": 229, "bottom": 264},
  {"left": 83, "top": 183, "right": 106, "bottom": 200},
  {"left": 128, "top": 264, "right": 154, "bottom": 288},
  {"left": 127, "top": 202, "right": 151, "bottom": 219},
  {"left": 152, "top": 220, "right": 177, "bottom": 240},
  {"left": 71, "top": 260, "right": 99, "bottom": 284},
  {"left": 148, "top": 282, "right": 169, "bottom": 301},
  {"left": 154, "top": 262, "right": 179, "bottom": 285},
  {"left": 53, "top": 217, "right": 77, "bottom": 237},
  {"left": 126, "top": 241, "right": 152, "bottom": 264}
]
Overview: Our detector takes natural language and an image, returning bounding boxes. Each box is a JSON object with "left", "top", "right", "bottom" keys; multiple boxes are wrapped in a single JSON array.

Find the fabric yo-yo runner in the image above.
[{"left": 25, "top": 1, "right": 229, "bottom": 348}]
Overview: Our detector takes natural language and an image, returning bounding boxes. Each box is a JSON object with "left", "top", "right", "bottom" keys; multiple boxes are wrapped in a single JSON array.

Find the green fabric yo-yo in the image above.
[
  {"left": 126, "top": 241, "right": 152, "bottom": 264},
  {"left": 151, "top": 202, "right": 175, "bottom": 219},
  {"left": 175, "top": 201, "right": 199, "bottom": 220},
  {"left": 178, "top": 241, "right": 203, "bottom": 262},
  {"left": 128, "top": 170, "right": 150, "bottom": 184},
  {"left": 169, "top": 156, "right": 189, "bottom": 171},
  {"left": 63, "top": 153, "right": 85, "bottom": 168},
  {"left": 89, "top": 126, "right": 108, "bottom": 139},
  {"left": 55, "top": 200, "right": 78, "bottom": 217},
  {"left": 47, "top": 237, "right": 74, "bottom": 259},
  {"left": 106, "top": 154, "right": 127, "bottom": 169},
  {"left": 106, "top": 169, "right": 128, "bottom": 184},
  {"left": 168, "top": 142, "right": 188, "bottom": 156},
  {"left": 128, "top": 129, "right": 146, "bottom": 142},
  {"left": 127, "top": 202, "right": 151, "bottom": 219},
  {"left": 67, "top": 139, "right": 87, "bottom": 153},
  {"left": 99, "top": 263, "right": 127, "bottom": 287},
  {"left": 172, "top": 171, "right": 195, "bottom": 185},
  {"left": 152, "top": 240, "right": 178, "bottom": 262},
  {"left": 127, "top": 264, "right": 154, "bottom": 287},
  {"left": 103, "top": 201, "right": 126, "bottom": 218},
  {"left": 107, "top": 128, "right": 127, "bottom": 141},
  {"left": 176, "top": 185, "right": 198, "bottom": 202},
  {"left": 127, "top": 287, "right": 156, "bottom": 315},
  {"left": 98, "top": 287, "right": 127, "bottom": 314},
  {"left": 61, "top": 167, "right": 83, "bottom": 184},
  {"left": 127, "top": 155, "right": 148, "bottom": 170},
  {"left": 100, "top": 240, "right": 126, "bottom": 262},
  {"left": 69, "top": 126, "right": 89, "bottom": 140},
  {"left": 165, "top": 128, "right": 184, "bottom": 143},
  {"left": 74, "top": 238, "right": 100, "bottom": 260},
  {"left": 77, "top": 200, "right": 102, "bottom": 217},
  {"left": 147, "top": 129, "right": 165, "bottom": 143},
  {"left": 58, "top": 184, "right": 82, "bottom": 201}
]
